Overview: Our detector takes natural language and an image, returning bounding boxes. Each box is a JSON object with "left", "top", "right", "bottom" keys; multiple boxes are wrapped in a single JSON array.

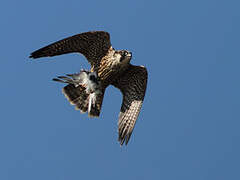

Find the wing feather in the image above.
[
  {"left": 29, "top": 31, "right": 111, "bottom": 66},
  {"left": 113, "top": 65, "right": 148, "bottom": 145}
]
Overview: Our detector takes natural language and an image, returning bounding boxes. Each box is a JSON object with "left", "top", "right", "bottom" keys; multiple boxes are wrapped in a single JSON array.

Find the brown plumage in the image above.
[{"left": 30, "top": 31, "right": 148, "bottom": 146}]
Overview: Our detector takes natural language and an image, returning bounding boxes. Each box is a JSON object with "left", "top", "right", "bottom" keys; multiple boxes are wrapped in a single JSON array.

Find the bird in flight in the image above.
[{"left": 30, "top": 31, "right": 148, "bottom": 145}]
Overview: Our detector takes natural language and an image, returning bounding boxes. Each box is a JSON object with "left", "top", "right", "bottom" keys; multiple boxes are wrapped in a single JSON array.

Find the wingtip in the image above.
[
  {"left": 118, "top": 131, "right": 132, "bottom": 146},
  {"left": 29, "top": 50, "right": 44, "bottom": 59},
  {"left": 119, "top": 140, "right": 128, "bottom": 147},
  {"left": 118, "top": 137, "right": 126, "bottom": 146},
  {"left": 29, "top": 53, "right": 37, "bottom": 59}
]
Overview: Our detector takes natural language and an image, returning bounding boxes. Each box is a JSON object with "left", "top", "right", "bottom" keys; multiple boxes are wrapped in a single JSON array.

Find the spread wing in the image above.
[
  {"left": 113, "top": 65, "right": 148, "bottom": 145},
  {"left": 29, "top": 31, "right": 111, "bottom": 66}
]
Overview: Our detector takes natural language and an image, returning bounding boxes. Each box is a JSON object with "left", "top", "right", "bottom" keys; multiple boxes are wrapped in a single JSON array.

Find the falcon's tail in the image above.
[{"left": 62, "top": 84, "right": 105, "bottom": 117}]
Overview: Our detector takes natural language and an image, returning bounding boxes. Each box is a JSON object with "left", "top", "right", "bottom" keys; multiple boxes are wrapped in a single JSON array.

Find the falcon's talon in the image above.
[{"left": 30, "top": 31, "right": 148, "bottom": 146}]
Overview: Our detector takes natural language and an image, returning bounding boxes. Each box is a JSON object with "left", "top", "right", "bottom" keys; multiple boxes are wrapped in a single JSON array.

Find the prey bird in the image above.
[{"left": 29, "top": 31, "right": 148, "bottom": 145}]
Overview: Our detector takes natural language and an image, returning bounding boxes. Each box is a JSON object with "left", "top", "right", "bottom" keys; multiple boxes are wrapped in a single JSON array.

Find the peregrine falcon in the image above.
[{"left": 30, "top": 31, "right": 148, "bottom": 146}]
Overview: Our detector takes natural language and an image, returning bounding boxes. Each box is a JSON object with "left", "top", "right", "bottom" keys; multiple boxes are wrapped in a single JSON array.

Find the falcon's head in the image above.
[
  {"left": 113, "top": 50, "right": 132, "bottom": 64},
  {"left": 120, "top": 50, "right": 132, "bottom": 63}
]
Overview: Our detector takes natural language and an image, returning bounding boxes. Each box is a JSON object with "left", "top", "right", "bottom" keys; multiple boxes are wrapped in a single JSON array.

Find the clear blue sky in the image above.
[{"left": 1, "top": 0, "right": 240, "bottom": 179}]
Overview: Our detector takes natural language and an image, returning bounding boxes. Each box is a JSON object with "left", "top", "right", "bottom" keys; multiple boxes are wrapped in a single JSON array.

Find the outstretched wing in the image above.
[
  {"left": 113, "top": 65, "right": 148, "bottom": 146},
  {"left": 29, "top": 31, "right": 111, "bottom": 66}
]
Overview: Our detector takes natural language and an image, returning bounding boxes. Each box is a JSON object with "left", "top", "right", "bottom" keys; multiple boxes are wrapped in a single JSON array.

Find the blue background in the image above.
[{"left": 1, "top": 0, "right": 240, "bottom": 179}]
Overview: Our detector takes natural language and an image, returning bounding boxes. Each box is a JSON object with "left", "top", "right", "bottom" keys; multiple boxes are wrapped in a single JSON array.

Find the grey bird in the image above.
[{"left": 30, "top": 31, "right": 148, "bottom": 145}]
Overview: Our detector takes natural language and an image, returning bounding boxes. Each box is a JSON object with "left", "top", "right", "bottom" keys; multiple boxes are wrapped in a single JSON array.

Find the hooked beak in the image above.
[{"left": 127, "top": 52, "right": 132, "bottom": 58}]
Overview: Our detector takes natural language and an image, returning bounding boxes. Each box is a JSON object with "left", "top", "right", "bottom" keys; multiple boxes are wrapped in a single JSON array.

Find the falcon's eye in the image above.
[{"left": 124, "top": 51, "right": 128, "bottom": 56}]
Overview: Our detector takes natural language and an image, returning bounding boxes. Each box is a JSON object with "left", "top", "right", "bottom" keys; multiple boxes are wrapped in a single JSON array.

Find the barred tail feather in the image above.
[
  {"left": 62, "top": 84, "right": 104, "bottom": 117},
  {"left": 62, "top": 84, "right": 89, "bottom": 113}
]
